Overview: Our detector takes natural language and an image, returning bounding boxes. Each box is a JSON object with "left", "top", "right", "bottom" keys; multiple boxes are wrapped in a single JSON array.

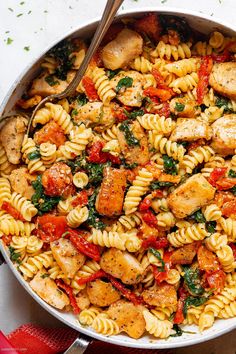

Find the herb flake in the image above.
[{"left": 116, "top": 76, "right": 133, "bottom": 92}]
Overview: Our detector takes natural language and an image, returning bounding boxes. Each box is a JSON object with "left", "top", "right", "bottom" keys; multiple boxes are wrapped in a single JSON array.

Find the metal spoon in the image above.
[{"left": 26, "top": 0, "right": 124, "bottom": 135}]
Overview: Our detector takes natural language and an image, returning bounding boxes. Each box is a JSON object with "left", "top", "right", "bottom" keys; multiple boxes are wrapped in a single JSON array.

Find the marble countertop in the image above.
[{"left": 0, "top": 0, "right": 236, "bottom": 352}]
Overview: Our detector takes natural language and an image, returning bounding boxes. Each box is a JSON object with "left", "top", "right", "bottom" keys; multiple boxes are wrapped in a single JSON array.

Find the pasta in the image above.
[{"left": 3, "top": 13, "right": 236, "bottom": 341}]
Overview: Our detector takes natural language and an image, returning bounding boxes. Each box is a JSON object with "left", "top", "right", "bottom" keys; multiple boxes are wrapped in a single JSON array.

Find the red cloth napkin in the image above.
[{"left": 1, "top": 324, "right": 173, "bottom": 354}]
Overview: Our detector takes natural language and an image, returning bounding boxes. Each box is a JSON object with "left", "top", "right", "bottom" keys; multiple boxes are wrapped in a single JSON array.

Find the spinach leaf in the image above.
[
  {"left": 116, "top": 76, "right": 133, "bottom": 92},
  {"left": 48, "top": 39, "right": 74, "bottom": 80},
  {"left": 9, "top": 246, "right": 21, "bottom": 264},
  {"left": 87, "top": 192, "right": 105, "bottom": 230},
  {"left": 149, "top": 248, "right": 165, "bottom": 271},
  {"left": 183, "top": 296, "right": 208, "bottom": 317},
  {"left": 86, "top": 162, "right": 110, "bottom": 187},
  {"left": 175, "top": 102, "right": 185, "bottom": 112},
  {"left": 31, "top": 175, "right": 61, "bottom": 214},
  {"left": 228, "top": 169, "right": 236, "bottom": 178},
  {"left": 119, "top": 121, "right": 140, "bottom": 147},
  {"left": 76, "top": 93, "right": 88, "bottom": 106},
  {"left": 45, "top": 75, "right": 59, "bottom": 87},
  {"left": 206, "top": 221, "right": 216, "bottom": 233},
  {"left": 183, "top": 266, "right": 204, "bottom": 296},
  {"left": 41, "top": 273, "right": 49, "bottom": 279},
  {"left": 120, "top": 159, "right": 138, "bottom": 170},
  {"left": 27, "top": 150, "right": 41, "bottom": 160},
  {"left": 124, "top": 109, "right": 144, "bottom": 120},
  {"left": 189, "top": 209, "right": 206, "bottom": 223},
  {"left": 106, "top": 69, "right": 121, "bottom": 79},
  {"left": 215, "top": 96, "right": 233, "bottom": 113},
  {"left": 163, "top": 155, "right": 178, "bottom": 175},
  {"left": 231, "top": 186, "right": 236, "bottom": 196},
  {"left": 177, "top": 141, "right": 189, "bottom": 148},
  {"left": 170, "top": 324, "right": 183, "bottom": 337},
  {"left": 150, "top": 181, "right": 174, "bottom": 190},
  {"left": 71, "top": 109, "right": 78, "bottom": 117}
]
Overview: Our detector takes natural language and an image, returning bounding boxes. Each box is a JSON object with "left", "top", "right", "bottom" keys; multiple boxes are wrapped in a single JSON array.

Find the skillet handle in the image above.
[{"left": 64, "top": 334, "right": 92, "bottom": 354}]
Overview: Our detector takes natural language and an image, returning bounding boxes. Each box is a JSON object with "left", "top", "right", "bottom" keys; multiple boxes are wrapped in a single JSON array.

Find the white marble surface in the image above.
[{"left": 1, "top": 0, "right": 236, "bottom": 352}]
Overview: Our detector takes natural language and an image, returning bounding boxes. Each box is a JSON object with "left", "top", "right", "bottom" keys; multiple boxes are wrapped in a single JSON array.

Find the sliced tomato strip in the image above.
[
  {"left": 82, "top": 76, "right": 99, "bottom": 101},
  {"left": 87, "top": 140, "right": 121, "bottom": 165},
  {"left": 76, "top": 269, "right": 106, "bottom": 285},
  {"left": 69, "top": 229, "right": 100, "bottom": 261},
  {"left": 141, "top": 210, "right": 158, "bottom": 228},
  {"left": 173, "top": 287, "right": 188, "bottom": 324},
  {"left": 196, "top": 56, "right": 213, "bottom": 104},
  {"left": 143, "top": 87, "right": 173, "bottom": 102},
  {"left": 71, "top": 190, "right": 88, "bottom": 208},
  {"left": 206, "top": 270, "right": 226, "bottom": 293},
  {"left": 208, "top": 167, "right": 228, "bottom": 187},
  {"left": 55, "top": 279, "right": 80, "bottom": 314},
  {"left": 141, "top": 236, "right": 169, "bottom": 250},
  {"left": 37, "top": 215, "right": 67, "bottom": 242},
  {"left": 152, "top": 251, "right": 172, "bottom": 284},
  {"left": 221, "top": 200, "right": 236, "bottom": 218},
  {"left": 1, "top": 201, "right": 24, "bottom": 221}
]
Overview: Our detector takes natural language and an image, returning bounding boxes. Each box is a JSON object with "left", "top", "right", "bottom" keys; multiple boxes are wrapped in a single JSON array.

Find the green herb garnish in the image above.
[
  {"left": 41, "top": 273, "right": 49, "bottom": 279},
  {"left": 71, "top": 109, "right": 78, "bottom": 117},
  {"left": 206, "top": 221, "right": 216, "bottom": 233},
  {"left": 215, "top": 96, "right": 234, "bottom": 113},
  {"left": 120, "top": 159, "right": 138, "bottom": 170},
  {"left": 106, "top": 69, "right": 120, "bottom": 79},
  {"left": 31, "top": 175, "right": 61, "bottom": 214},
  {"left": 149, "top": 248, "right": 165, "bottom": 271},
  {"left": 183, "top": 266, "right": 204, "bottom": 296},
  {"left": 189, "top": 209, "right": 206, "bottom": 223},
  {"left": 6, "top": 37, "right": 13, "bottom": 45},
  {"left": 150, "top": 181, "right": 174, "bottom": 190},
  {"left": 230, "top": 186, "right": 236, "bottom": 196},
  {"left": 183, "top": 296, "right": 208, "bottom": 317},
  {"left": 48, "top": 39, "right": 74, "bottom": 80},
  {"left": 76, "top": 93, "right": 87, "bottom": 106},
  {"left": 116, "top": 76, "right": 133, "bottom": 92},
  {"left": 87, "top": 192, "right": 105, "bottom": 230},
  {"left": 24, "top": 46, "right": 30, "bottom": 51},
  {"left": 119, "top": 121, "right": 140, "bottom": 147},
  {"left": 27, "top": 150, "right": 41, "bottom": 160},
  {"left": 45, "top": 75, "right": 59, "bottom": 87},
  {"left": 9, "top": 246, "right": 21, "bottom": 264},
  {"left": 163, "top": 155, "right": 178, "bottom": 175},
  {"left": 170, "top": 324, "right": 183, "bottom": 337},
  {"left": 124, "top": 109, "right": 144, "bottom": 120},
  {"left": 175, "top": 102, "right": 185, "bottom": 112},
  {"left": 228, "top": 169, "right": 236, "bottom": 178}
]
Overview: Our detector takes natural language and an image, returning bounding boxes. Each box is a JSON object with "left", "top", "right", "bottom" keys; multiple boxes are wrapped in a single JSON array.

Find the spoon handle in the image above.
[{"left": 56, "top": 0, "right": 124, "bottom": 98}]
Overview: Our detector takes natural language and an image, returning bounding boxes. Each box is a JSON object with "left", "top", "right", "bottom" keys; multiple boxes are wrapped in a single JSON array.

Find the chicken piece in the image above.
[
  {"left": 110, "top": 70, "right": 144, "bottom": 107},
  {"left": 101, "top": 28, "right": 143, "bottom": 70},
  {"left": 9, "top": 167, "right": 36, "bottom": 199},
  {"left": 170, "top": 97, "right": 201, "bottom": 118},
  {"left": 34, "top": 121, "right": 66, "bottom": 147},
  {"left": 170, "top": 118, "right": 212, "bottom": 142},
  {"left": 17, "top": 95, "right": 42, "bottom": 109},
  {"left": 0, "top": 116, "right": 28, "bottom": 164},
  {"left": 50, "top": 238, "right": 86, "bottom": 278},
  {"left": 42, "top": 162, "right": 73, "bottom": 197},
  {"left": 107, "top": 300, "right": 146, "bottom": 339},
  {"left": 30, "top": 269, "right": 70, "bottom": 310},
  {"left": 87, "top": 279, "right": 120, "bottom": 307},
  {"left": 117, "top": 120, "right": 149, "bottom": 165},
  {"left": 100, "top": 248, "right": 143, "bottom": 285},
  {"left": 142, "top": 283, "right": 177, "bottom": 307},
  {"left": 171, "top": 242, "right": 199, "bottom": 265},
  {"left": 75, "top": 289, "right": 90, "bottom": 310},
  {"left": 72, "top": 101, "right": 114, "bottom": 128},
  {"left": 96, "top": 167, "right": 126, "bottom": 217},
  {"left": 29, "top": 72, "right": 72, "bottom": 97},
  {"left": 211, "top": 114, "right": 236, "bottom": 155},
  {"left": 167, "top": 174, "right": 215, "bottom": 218},
  {"left": 209, "top": 62, "right": 236, "bottom": 100}
]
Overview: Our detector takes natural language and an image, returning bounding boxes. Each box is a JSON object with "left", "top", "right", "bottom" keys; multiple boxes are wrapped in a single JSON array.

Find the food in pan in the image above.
[{"left": 1, "top": 13, "right": 236, "bottom": 339}]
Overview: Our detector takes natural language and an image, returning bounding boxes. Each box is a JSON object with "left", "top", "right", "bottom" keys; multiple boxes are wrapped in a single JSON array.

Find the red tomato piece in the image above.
[
  {"left": 138, "top": 197, "right": 152, "bottom": 211},
  {"left": 34, "top": 121, "right": 66, "bottom": 147},
  {"left": 229, "top": 243, "right": 236, "bottom": 260},
  {"left": 152, "top": 251, "right": 172, "bottom": 284},
  {"left": 143, "top": 87, "right": 173, "bottom": 102},
  {"left": 206, "top": 270, "right": 226, "bottom": 292},
  {"left": 42, "top": 162, "right": 73, "bottom": 197},
  {"left": 71, "top": 190, "right": 88, "bottom": 208},
  {"left": 76, "top": 269, "right": 106, "bottom": 285},
  {"left": 196, "top": 56, "right": 213, "bottom": 104},
  {"left": 173, "top": 287, "right": 188, "bottom": 324},
  {"left": 69, "top": 229, "right": 100, "bottom": 261},
  {"left": 212, "top": 50, "right": 231, "bottom": 63},
  {"left": 87, "top": 141, "right": 121, "bottom": 165},
  {"left": 221, "top": 200, "right": 236, "bottom": 218},
  {"left": 141, "top": 210, "right": 158, "bottom": 228},
  {"left": 216, "top": 178, "right": 236, "bottom": 191},
  {"left": 198, "top": 245, "right": 220, "bottom": 272},
  {"left": 134, "top": 13, "right": 161, "bottom": 41},
  {"left": 141, "top": 236, "right": 169, "bottom": 250},
  {"left": 156, "top": 102, "right": 170, "bottom": 118},
  {"left": 208, "top": 167, "right": 227, "bottom": 187},
  {"left": 82, "top": 76, "right": 99, "bottom": 101},
  {"left": 37, "top": 215, "right": 67, "bottom": 242},
  {"left": 1, "top": 201, "right": 24, "bottom": 221},
  {"left": 55, "top": 279, "right": 80, "bottom": 314}
]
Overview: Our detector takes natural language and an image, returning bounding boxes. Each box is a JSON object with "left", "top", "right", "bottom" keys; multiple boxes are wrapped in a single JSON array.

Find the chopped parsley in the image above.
[
  {"left": 175, "top": 102, "right": 185, "bottom": 112},
  {"left": 163, "top": 155, "right": 178, "bottom": 175},
  {"left": 17, "top": 13, "right": 23, "bottom": 17},
  {"left": 45, "top": 75, "right": 59, "bottom": 87},
  {"left": 6, "top": 37, "right": 13, "bottom": 45},
  {"left": 116, "top": 76, "right": 133, "bottom": 92},
  {"left": 41, "top": 273, "right": 49, "bottom": 279},
  {"left": 8, "top": 7, "right": 13, "bottom": 12},
  {"left": 24, "top": 46, "right": 30, "bottom": 51},
  {"left": 150, "top": 181, "right": 174, "bottom": 190},
  {"left": 9, "top": 246, "right": 21, "bottom": 264},
  {"left": 119, "top": 121, "right": 140, "bottom": 147}
]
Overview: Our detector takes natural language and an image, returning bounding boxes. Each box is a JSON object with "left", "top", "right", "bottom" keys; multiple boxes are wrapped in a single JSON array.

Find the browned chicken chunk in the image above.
[
  {"left": 117, "top": 121, "right": 149, "bottom": 165},
  {"left": 170, "top": 97, "right": 201, "bottom": 118},
  {"left": 30, "top": 269, "right": 69, "bottom": 310},
  {"left": 0, "top": 116, "right": 28, "bottom": 164},
  {"left": 171, "top": 242, "right": 199, "bottom": 265},
  {"left": 50, "top": 238, "right": 86, "bottom": 278},
  {"left": 142, "top": 283, "right": 177, "bottom": 307},
  {"left": 211, "top": 114, "right": 236, "bottom": 155},
  {"left": 107, "top": 300, "right": 146, "bottom": 339},
  {"left": 96, "top": 167, "right": 127, "bottom": 217},
  {"left": 167, "top": 174, "right": 215, "bottom": 218},
  {"left": 100, "top": 248, "right": 143, "bottom": 285},
  {"left": 170, "top": 118, "right": 212, "bottom": 142},
  {"left": 101, "top": 29, "right": 143, "bottom": 70},
  {"left": 75, "top": 289, "right": 90, "bottom": 310},
  {"left": 209, "top": 62, "right": 236, "bottom": 100},
  {"left": 73, "top": 102, "right": 115, "bottom": 128},
  {"left": 9, "top": 167, "right": 36, "bottom": 199},
  {"left": 29, "top": 72, "right": 73, "bottom": 97},
  {"left": 87, "top": 279, "right": 120, "bottom": 307}
]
